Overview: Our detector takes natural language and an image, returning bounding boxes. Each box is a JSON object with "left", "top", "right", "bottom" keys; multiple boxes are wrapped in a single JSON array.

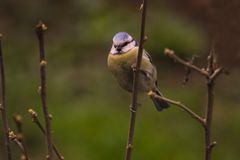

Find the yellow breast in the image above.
[
  {"left": 107, "top": 47, "right": 138, "bottom": 69},
  {"left": 107, "top": 47, "right": 157, "bottom": 92}
]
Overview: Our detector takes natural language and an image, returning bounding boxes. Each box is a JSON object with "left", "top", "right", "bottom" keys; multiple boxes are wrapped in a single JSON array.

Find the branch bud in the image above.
[{"left": 164, "top": 48, "right": 174, "bottom": 56}]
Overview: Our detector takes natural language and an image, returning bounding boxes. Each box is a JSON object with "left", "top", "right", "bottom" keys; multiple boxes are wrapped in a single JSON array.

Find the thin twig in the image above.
[
  {"left": 164, "top": 48, "right": 209, "bottom": 77},
  {"left": 9, "top": 130, "right": 30, "bottom": 160},
  {"left": 124, "top": 1, "right": 147, "bottom": 160},
  {"left": 35, "top": 21, "right": 53, "bottom": 160},
  {"left": 13, "top": 114, "right": 30, "bottom": 160},
  {"left": 0, "top": 34, "right": 12, "bottom": 160},
  {"left": 182, "top": 55, "right": 198, "bottom": 85},
  {"left": 209, "top": 68, "right": 223, "bottom": 82},
  {"left": 148, "top": 91, "right": 205, "bottom": 127},
  {"left": 28, "top": 109, "right": 64, "bottom": 160}
]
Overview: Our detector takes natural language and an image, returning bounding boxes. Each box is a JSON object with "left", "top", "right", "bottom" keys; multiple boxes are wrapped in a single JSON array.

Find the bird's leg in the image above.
[
  {"left": 131, "top": 63, "right": 137, "bottom": 72},
  {"left": 129, "top": 105, "right": 136, "bottom": 113},
  {"left": 129, "top": 103, "right": 141, "bottom": 112}
]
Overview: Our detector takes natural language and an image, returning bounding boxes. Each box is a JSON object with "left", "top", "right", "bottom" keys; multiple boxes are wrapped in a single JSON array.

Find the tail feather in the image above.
[{"left": 150, "top": 89, "right": 170, "bottom": 112}]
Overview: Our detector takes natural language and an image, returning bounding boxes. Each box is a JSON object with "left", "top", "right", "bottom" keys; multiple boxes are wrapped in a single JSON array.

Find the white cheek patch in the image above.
[{"left": 121, "top": 41, "right": 136, "bottom": 53}]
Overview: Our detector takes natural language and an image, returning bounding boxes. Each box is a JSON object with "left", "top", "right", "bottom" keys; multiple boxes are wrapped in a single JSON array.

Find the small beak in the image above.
[{"left": 116, "top": 46, "right": 122, "bottom": 52}]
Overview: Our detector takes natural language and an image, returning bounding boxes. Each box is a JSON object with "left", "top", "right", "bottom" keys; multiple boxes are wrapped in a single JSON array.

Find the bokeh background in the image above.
[{"left": 0, "top": 0, "right": 239, "bottom": 159}]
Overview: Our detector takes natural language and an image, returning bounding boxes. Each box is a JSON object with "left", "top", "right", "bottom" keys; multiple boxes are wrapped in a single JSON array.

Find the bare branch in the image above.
[
  {"left": 28, "top": 109, "right": 64, "bottom": 160},
  {"left": 204, "top": 45, "right": 218, "bottom": 160},
  {"left": 148, "top": 91, "right": 205, "bottom": 127},
  {"left": 0, "top": 34, "right": 12, "bottom": 160},
  {"left": 9, "top": 130, "right": 30, "bottom": 160},
  {"left": 13, "top": 114, "right": 30, "bottom": 160},
  {"left": 164, "top": 48, "right": 209, "bottom": 77},
  {"left": 35, "top": 21, "right": 53, "bottom": 160},
  {"left": 125, "top": 1, "right": 147, "bottom": 160}
]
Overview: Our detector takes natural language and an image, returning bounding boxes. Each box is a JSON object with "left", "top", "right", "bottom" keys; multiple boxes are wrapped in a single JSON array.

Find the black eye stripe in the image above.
[
  {"left": 121, "top": 39, "right": 134, "bottom": 47},
  {"left": 122, "top": 42, "right": 128, "bottom": 47},
  {"left": 114, "top": 39, "right": 134, "bottom": 48}
]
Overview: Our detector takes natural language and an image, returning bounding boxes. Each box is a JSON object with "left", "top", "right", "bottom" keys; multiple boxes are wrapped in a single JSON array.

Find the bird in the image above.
[{"left": 107, "top": 32, "right": 169, "bottom": 111}]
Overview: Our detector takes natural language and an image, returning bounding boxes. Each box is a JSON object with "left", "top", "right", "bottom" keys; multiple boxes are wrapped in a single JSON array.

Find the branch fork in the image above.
[
  {"left": 28, "top": 108, "right": 64, "bottom": 160},
  {"left": 162, "top": 47, "right": 224, "bottom": 160}
]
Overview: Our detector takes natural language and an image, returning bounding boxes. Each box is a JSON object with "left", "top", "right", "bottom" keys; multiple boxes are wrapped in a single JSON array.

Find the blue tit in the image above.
[{"left": 107, "top": 32, "right": 169, "bottom": 111}]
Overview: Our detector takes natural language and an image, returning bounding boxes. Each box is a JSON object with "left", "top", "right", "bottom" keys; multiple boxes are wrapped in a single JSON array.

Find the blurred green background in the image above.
[{"left": 0, "top": 0, "right": 239, "bottom": 159}]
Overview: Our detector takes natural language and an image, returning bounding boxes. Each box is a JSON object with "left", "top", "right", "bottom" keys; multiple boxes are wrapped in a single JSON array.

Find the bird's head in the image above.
[{"left": 110, "top": 32, "right": 137, "bottom": 54}]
